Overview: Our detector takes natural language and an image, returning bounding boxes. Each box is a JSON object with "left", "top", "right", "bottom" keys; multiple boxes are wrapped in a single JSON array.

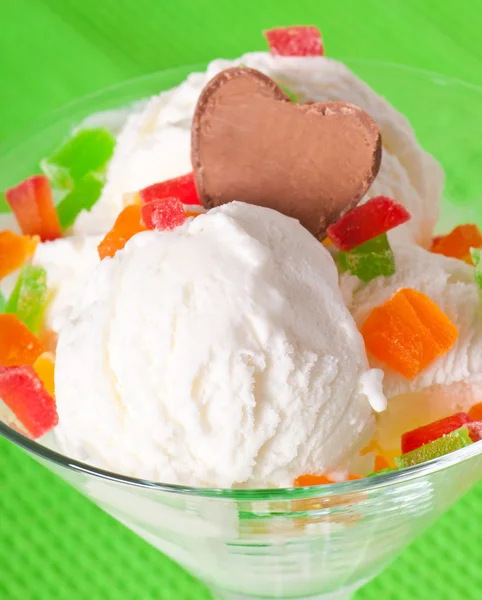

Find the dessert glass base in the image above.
[{"left": 2, "top": 61, "right": 482, "bottom": 599}]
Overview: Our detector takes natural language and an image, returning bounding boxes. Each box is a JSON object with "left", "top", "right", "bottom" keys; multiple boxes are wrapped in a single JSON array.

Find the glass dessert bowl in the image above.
[{"left": 1, "top": 60, "right": 482, "bottom": 600}]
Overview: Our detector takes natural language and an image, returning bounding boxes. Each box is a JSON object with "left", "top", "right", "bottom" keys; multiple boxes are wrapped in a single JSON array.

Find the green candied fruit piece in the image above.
[
  {"left": 470, "top": 247, "right": 482, "bottom": 288},
  {"left": 56, "top": 172, "right": 104, "bottom": 230},
  {"left": 394, "top": 427, "right": 472, "bottom": 469},
  {"left": 41, "top": 127, "right": 115, "bottom": 190},
  {"left": 337, "top": 233, "right": 395, "bottom": 283},
  {"left": 280, "top": 85, "right": 298, "bottom": 103},
  {"left": 0, "top": 291, "right": 5, "bottom": 313},
  {"left": 366, "top": 468, "right": 398, "bottom": 477},
  {"left": 6, "top": 265, "right": 48, "bottom": 334}
]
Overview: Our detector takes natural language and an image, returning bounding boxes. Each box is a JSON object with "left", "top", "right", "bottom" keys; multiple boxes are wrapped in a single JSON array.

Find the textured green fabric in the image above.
[{"left": 2, "top": 1, "right": 482, "bottom": 598}]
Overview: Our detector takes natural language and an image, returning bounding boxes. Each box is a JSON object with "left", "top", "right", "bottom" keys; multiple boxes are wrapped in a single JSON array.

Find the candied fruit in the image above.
[
  {"left": 361, "top": 288, "right": 458, "bottom": 379},
  {"left": 0, "top": 231, "right": 38, "bottom": 279},
  {"left": 338, "top": 233, "right": 395, "bottom": 283},
  {"left": 141, "top": 197, "right": 185, "bottom": 231},
  {"left": 0, "top": 364, "right": 57, "bottom": 438},
  {"left": 98, "top": 204, "right": 147, "bottom": 260},
  {"left": 431, "top": 224, "right": 482, "bottom": 264},
  {"left": 401, "top": 413, "right": 472, "bottom": 454},
  {"left": 0, "top": 314, "right": 44, "bottom": 366},
  {"left": 6, "top": 264, "right": 48, "bottom": 334},
  {"left": 264, "top": 26, "right": 324, "bottom": 56},
  {"left": 33, "top": 352, "right": 55, "bottom": 397},
  {"left": 139, "top": 173, "right": 201, "bottom": 206},
  {"left": 41, "top": 128, "right": 115, "bottom": 190},
  {"left": 5, "top": 175, "right": 61, "bottom": 241},
  {"left": 395, "top": 427, "right": 472, "bottom": 468},
  {"left": 327, "top": 196, "right": 410, "bottom": 251}
]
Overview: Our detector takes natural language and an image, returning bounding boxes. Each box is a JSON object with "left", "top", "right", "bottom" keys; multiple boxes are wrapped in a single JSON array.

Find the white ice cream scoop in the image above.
[{"left": 55, "top": 202, "right": 385, "bottom": 488}]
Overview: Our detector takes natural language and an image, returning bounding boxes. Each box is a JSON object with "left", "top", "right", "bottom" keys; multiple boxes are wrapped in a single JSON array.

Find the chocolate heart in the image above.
[{"left": 191, "top": 67, "right": 382, "bottom": 238}]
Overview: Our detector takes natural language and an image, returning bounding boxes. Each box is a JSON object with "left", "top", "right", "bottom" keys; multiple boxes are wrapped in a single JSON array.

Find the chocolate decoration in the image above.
[{"left": 191, "top": 67, "right": 382, "bottom": 238}]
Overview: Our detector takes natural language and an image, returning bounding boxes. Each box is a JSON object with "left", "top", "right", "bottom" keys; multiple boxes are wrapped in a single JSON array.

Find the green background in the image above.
[{"left": 2, "top": 0, "right": 482, "bottom": 598}]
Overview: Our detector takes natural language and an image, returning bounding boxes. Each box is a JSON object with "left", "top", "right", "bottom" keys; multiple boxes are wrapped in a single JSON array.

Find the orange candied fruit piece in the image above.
[
  {"left": 33, "top": 352, "right": 55, "bottom": 397},
  {"left": 98, "top": 204, "right": 147, "bottom": 260},
  {"left": 361, "top": 288, "right": 458, "bottom": 380},
  {"left": 0, "top": 231, "right": 39, "bottom": 279},
  {"left": 184, "top": 210, "right": 202, "bottom": 219},
  {"left": 38, "top": 328, "right": 58, "bottom": 355},
  {"left": 374, "top": 455, "right": 390, "bottom": 472},
  {"left": 468, "top": 402, "right": 482, "bottom": 421},
  {"left": 0, "top": 314, "right": 44, "bottom": 366},
  {"left": 431, "top": 224, "right": 482, "bottom": 264},
  {"left": 295, "top": 474, "right": 332, "bottom": 487},
  {"left": 294, "top": 473, "right": 361, "bottom": 487}
]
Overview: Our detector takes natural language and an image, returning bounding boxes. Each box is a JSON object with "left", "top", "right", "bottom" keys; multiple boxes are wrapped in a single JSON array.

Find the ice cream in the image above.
[
  {"left": 73, "top": 53, "right": 443, "bottom": 248},
  {"left": 54, "top": 202, "right": 385, "bottom": 487},
  {"left": 1, "top": 25, "right": 478, "bottom": 486}
]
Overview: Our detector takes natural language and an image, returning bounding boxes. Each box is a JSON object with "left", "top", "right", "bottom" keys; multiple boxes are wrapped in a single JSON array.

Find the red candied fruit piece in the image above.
[
  {"left": 327, "top": 196, "right": 411, "bottom": 251},
  {"left": 5, "top": 175, "right": 62, "bottom": 241},
  {"left": 467, "top": 421, "right": 482, "bottom": 442},
  {"left": 141, "top": 197, "right": 186, "bottom": 231},
  {"left": 0, "top": 314, "right": 44, "bottom": 366},
  {"left": 0, "top": 365, "right": 58, "bottom": 438},
  {"left": 264, "top": 26, "right": 324, "bottom": 57},
  {"left": 401, "top": 412, "right": 472, "bottom": 454},
  {"left": 139, "top": 172, "right": 201, "bottom": 206}
]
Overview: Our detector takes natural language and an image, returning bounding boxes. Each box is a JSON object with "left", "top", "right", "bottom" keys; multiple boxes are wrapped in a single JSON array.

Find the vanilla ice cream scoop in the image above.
[
  {"left": 74, "top": 53, "right": 443, "bottom": 247},
  {"left": 55, "top": 203, "right": 385, "bottom": 487},
  {"left": 341, "top": 243, "right": 482, "bottom": 400}
]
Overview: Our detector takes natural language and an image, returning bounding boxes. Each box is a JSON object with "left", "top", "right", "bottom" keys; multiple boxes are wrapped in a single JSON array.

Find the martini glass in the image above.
[{"left": 1, "top": 61, "right": 482, "bottom": 600}]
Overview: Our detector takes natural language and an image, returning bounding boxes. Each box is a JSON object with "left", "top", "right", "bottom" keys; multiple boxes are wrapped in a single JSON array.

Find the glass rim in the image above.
[{"left": 2, "top": 59, "right": 482, "bottom": 500}]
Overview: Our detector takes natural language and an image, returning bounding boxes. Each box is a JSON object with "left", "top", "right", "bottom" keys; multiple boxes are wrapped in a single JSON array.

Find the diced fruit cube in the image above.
[
  {"left": 367, "top": 468, "right": 397, "bottom": 477},
  {"left": 401, "top": 412, "right": 472, "bottom": 454},
  {"left": 56, "top": 173, "right": 104, "bottom": 229},
  {"left": 294, "top": 474, "right": 331, "bottom": 487},
  {"left": 6, "top": 265, "right": 48, "bottom": 334},
  {"left": 294, "top": 473, "right": 360, "bottom": 487},
  {"left": 467, "top": 421, "right": 482, "bottom": 442},
  {"left": 141, "top": 197, "right": 185, "bottom": 231},
  {"left": 374, "top": 455, "right": 391, "bottom": 472},
  {"left": 98, "top": 204, "right": 147, "bottom": 260},
  {"left": 5, "top": 175, "right": 62, "bottom": 241},
  {"left": 0, "top": 231, "right": 39, "bottom": 279},
  {"left": 33, "top": 352, "right": 55, "bottom": 397},
  {"left": 338, "top": 233, "right": 395, "bottom": 282},
  {"left": 139, "top": 173, "right": 201, "bottom": 206},
  {"left": 361, "top": 288, "right": 458, "bottom": 379},
  {"left": 0, "top": 314, "right": 44, "bottom": 366},
  {"left": 431, "top": 224, "right": 482, "bottom": 264},
  {"left": 0, "top": 364, "right": 57, "bottom": 438},
  {"left": 327, "top": 196, "right": 411, "bottom": 251},
  {"left": 470, "top": 248, "right": 482, "bottom": 288},
  {"left": 41, "top": 128, "right": 115, "bottom": 190},
  {"left": 468, "top": 402, "right": 482, "bottom": 421},
  {"left": 264, "top": 26, "right": 324, "bottom": 56},
  {"left": 395, "top": 427, "right": 472, "bottom": 468},
  {"left": 38, "top": 328, "right": 58, "bottom": 355},
  {"left": 184, "top": 210, "right": 203, "bottom": 219}
]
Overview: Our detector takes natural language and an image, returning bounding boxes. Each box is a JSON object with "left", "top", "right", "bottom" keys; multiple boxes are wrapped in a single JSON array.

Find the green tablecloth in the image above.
[{"left": 1, "top": 1, "right": 482, "bottom": 598}]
